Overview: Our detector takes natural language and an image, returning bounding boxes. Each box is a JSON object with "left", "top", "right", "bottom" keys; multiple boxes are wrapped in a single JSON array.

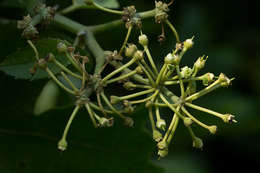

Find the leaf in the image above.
[
  {"left": 94, "top": 0, "right": 119, "bottom": 8},
  {"left": 33, "top": 80, "right": 60, "bottom": 116},
  {"left": 0, "top": 38, "right": 71, "bottom": 80},
  {"left": 0, "top": 0, "right": 43, "bottom": 11}
]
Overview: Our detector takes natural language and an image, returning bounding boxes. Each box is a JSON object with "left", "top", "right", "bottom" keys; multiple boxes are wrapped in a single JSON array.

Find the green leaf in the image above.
[
  {"left": 0, "top": 0, "right": 43, "bottom": 11},
  {"left": 94, "top": 0, "right": 119, "bottom": 8},
  {"left": 0, "top": 38, "right": 71, "bottom": 80}
]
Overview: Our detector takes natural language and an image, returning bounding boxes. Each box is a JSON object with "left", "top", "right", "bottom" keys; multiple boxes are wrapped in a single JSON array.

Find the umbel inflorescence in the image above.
[{"left": 18, "top": 0, "right": 236, "bottom": 158}]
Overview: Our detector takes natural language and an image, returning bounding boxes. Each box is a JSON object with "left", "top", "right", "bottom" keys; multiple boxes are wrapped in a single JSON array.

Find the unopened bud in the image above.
[
  {"left": 183, "top": 117, "right": 193, "bottom": 127},
  {"left": 125, "top": 44, "right": 137, "bottom": 58},
  {"left": 133, "top": 50, "right": 144, "bottom": 60},
  {"left": 194, "top": 55, "right": 208, "bottom": 71},
  {"left": 157, "top": 140, "right": 167, "bottom": 150},
  {"left": 138, "top": 34, "right": 148, "bottom": 46},
  {"left": 164, "top": 53, "right": 174, "bottom": 64},
  {"left": 192, "top": 137, "right": 203, "bottom": 149},
  {"left": 58, "top": 139, "right": 67, "bottom": 151},
  {"left": 158, "top": 148, "right": 168, "bottom": 158},
  {"left": 218, "top": 73, "right": 232, "bottom": 87},
  {"left": 110, "top": 95, "right": 121, "bottom": 104},
  {"left": 180, "top": 66, "right": 193, "bottom": 79},
  {"left": 208, "top": 125, "right": 217, "bottom": 134},
  {"left": 156, "top": 119, "right": 166, "bottom": 131},
  {"left": 123, "top": 81, "right": 135, "bottom": 90},
  {"left": 153, "top": 129, "right": 162, "bottom": 142},
  {"left": 135, "top": 66, "right": 143, "bottom": 74},
  {"left": 124, "top": 116, "right": 134, "bottom": 127},
  {"left": 201, "top": 73, "right": 215, "bottom": 86},
  {"left": 57, "top": 42, "right": 67, "bottom": 53},
  {"left": 222, "top": 114, "right": 237, "bottom": 123},
  {"left": 38, "top": 58, "right": 47, "bottom": 69},
  {"left": 183, "top": 37, "right": 194, "bottom": 51}
]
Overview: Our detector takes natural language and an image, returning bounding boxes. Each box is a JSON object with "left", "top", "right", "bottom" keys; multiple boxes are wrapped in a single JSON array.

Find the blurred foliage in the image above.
[{"left": 0, "top": 0, "right": 259, "bottom": 173}]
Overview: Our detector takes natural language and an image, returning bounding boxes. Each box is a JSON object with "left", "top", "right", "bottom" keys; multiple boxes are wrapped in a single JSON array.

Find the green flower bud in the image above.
[
  {"left": 110, "top": 95, "right": 121, "bottom": 104},
  {"left": 201, "top": 73, "right": 215, "bottom": 86},
  {"left": 135, "top": 66, "right": 143, "bottom": 74},
  {"left": 209, "top": 125, "right": 217, "bottom": 134},
  {"left": 22, "top": 25, "right": 38, "bottom": 39},
  {"left": 145, "top": 100, "right": 153, "bottom": 108},
  {"left": 180, "top": 66, "right": 193, "bottom": 79},
  {"left": 153, "top": 129, "right": 163, "bottom": 142},
  {"left": 158, "top": 148, "right": 168, "bottom": 158},
  {"left": 167, "top": 64, "right": 175, "bottom": 72},
  {"left": 98, "top": 117, "right": 111, "bottom": 127},
  {"left": 125, "top": 44, "right": 137, "bottom": 58},
  {"left": 124, "top": 116, "right": 134, "bottom": 127},
  {"left": 38, "top": 58, "right": 47, "bottom": 69},
  {"left": 183, "top": 117, "right": 193, "bottom": 127},
  {"left": 164, "top": 53, "right": 174, "bottom": 64},
  {"left": 58, "top": 138, "right": 67, "bottom": 151},
  {"left": 133, "top": 50, "right": 144, "bottom": 60},
  {"left": 138, "top": 34, "right": 148, "bottom": 46},
  {"left": 157, "top": 140, "right": 167, "bottom": 150},
  {"left": 183, "top": 37, "right": 194, "bottom": 51},
  {"left": 17, "top": 15, "right": 32, "bottom": 29},
  {"left": 218, "top": 73, "right": 232, "bottom": 87},
  {"left": 57, "top": 42, "right": 67, "bottom": 53},
  {"left": 222, "top": 114, "right": 237, "bottom": 123},
  {"left": 192, "top": 137, "right": 203, "bottom": 149},
  {"left": 123, "top": 81, "right": 135, "bottom": 90},
  {"left": 194, "top": 55, "right": 208, "bottom": 71},
  {"left": 46, "top": 53, "right": 55, "bottom": 62},
  {"left": 156, "top": 119, "right": 166, "bottom": 131}
]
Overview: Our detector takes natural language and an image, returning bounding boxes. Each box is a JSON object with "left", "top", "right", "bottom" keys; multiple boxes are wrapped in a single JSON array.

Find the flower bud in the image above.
[
  {"left": 186, "top": 81, "right": 197, "bottom": 95},
  {"left": 157, "top": 140, "right": 167, "bottom": 150},
  {"left": 58, "top": 138, "right": 67, "bottom": 151},
  {"left": 158, "top": 148, "right": 168, "bottom": 158},
  {"left": 38, "top": 58, "right": 47, "bottom": 69},
  {"left": 180, "top": 66, "right": 193, "bottom": 79},
  {"left": 22, "top": 25, "right": 38, "bottom": 39},
  {"left": 194, "top": 55, "right": 208, "bottom": 71},
  {"left": 133, "top": 50, "right": 144, "bottom": 60},
  {"left": 183, "top": 37, "right": 194, "bottom": 51},
  {"left": 218, "top": 73, "right": 232, "bottom": 87},
  {"left": 164, "top": 53, "right": 174, "bottom": 64},
  {"left": 183, "top": 117, "right": 193, "bottom": 127},
  {"left": 123, "top": 81, "right": 135, "bottom": 90},
  {"left": 153, "top": 129, "right": 163, "bottom": 142},
  {"left": 138, "top": 34, "right": 148, "bottom": 46},
  {"left": 125, "top": 44, "right": 137, "bottom": 58},
  {"left": 110, "top": 95, "right": 121, "bottom": 104},
  {"left": 208, "top": 125, "right": 217, "bottom": 134},
  {"left": 46, "top": 53, "right": 55, "bottom": 62},
  {"left": 156, "top": 119, "right": 166, "bottom": 131},
  {"left": 57, "top": 42, "right": 67, "bottom": 53},
  {"left": 192, "top": 137, "right": 203, "bottom": 149},
  {"left": 135, "top": 66, "right": 143, "bottom": 74},
  {"left": 124, "top": 116, "right": 134, "bottom": 127},
  {"left": 222, "top": 114, "right": 237, "bottom": 123},
  {"left": 17, "top": 15, "right": 32, "bottom": 29},
  {"left": 201, "top": 73, "right": 215, "bottom": 86},
  {"left": 98, "top": 117, "right": 113, "bottom": 127},
  {"left": 145, "top": 101, "right": 153, "bottom": 108}
]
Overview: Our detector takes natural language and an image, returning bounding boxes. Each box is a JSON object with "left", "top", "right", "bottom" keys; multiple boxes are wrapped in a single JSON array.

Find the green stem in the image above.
[
  {"left": 93, "top": 2, "right": 123, "bottom": 15},
  {"left": 61, "top": 105, "right": 80, "bottom": 139},
  {"left": 27, "top": 40, "right": 39, "bottom": 60},
  {"left": 185, "top": 102, "right": 227, "bottom": 121},
  {"left": 53, "top": 59, "right": 82, "bottom": 79},
  {"left": 141, "top": 59, "right": 156, "bottom": 79},
  {"left": 65, "top": 52, "right": 82, "bottom": 73},
  {"left": 138, "top": 62, "right": 156, "bottom": 86},
  {"left": 181, "top": 107, "right": 211, "bottom": 130},
  {"left": 156, "top": 64, "right": 168, "bottom": 85},
  {"left": 45, "top": 68, "right": 75, "bottom": 95},
  {"left": 165, "top": 19, "right": 180, "bottom": 43},
  {"left": 119, "top": 26, "right": 132, "bottom": 55},
  {"left": 176, "top": 65, "right": 185, "bottom": 97},
  {"left": 102, "top": 58, "right": 137, "bottom": 82},
  {"left": 85, "top": 103, "right": 98, "bottom": 128},
  {"left": 130, "top": 90, "right": 159, "bottom": 104},
  {"left": 100, "top": 92, "right": 125, "bottom": 119},
  {"left": 185, "top": 81, "right": 221, "bottom": 101},
  {"left": 119, "top": 88, "right": 155, "bottom": 100},
  {"left": 148, "top": 107, "right": 156, "bottom": 130},
  {"left": 60, "top": 71, "right": 79, "bottom": 92},
  {"left": 144, "top": 45, "right": 158, "bottom": 75},
  {"left": 106, "top": 69, "right": 136, "bottom": 84},
  {"left": 167, "top": 115, "right": 179, "bottom": 144}
]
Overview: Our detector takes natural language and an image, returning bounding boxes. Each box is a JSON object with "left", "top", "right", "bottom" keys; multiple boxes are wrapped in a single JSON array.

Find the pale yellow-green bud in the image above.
[
  {"left": 57, "top": 138, "right": 67, "bottom": 151},
  {"left": 192, "top": 137, "right": 203, "bottom": 149},
  {"left": 133, "top": 50, "right": 144, "bottom": 60},
  {"left": 209, "top": 125, "right": 217, "bottom": 134},
  {"left": 138, "top": 34, "right": 148, "bottom": 46},
  {"left": 164, "top": 53, "right": 174, "bottom": 64},
  {"left": 156, "top": 119, "right": 166, "bottom": 131},
  {"left": 125, "top": 44, "right": 137, "bottom": 58},
  {"left": 110, "top": 95, "right": 121, "bottom": 104},
  {"left": 183, "top": 117, "right": 193, "bottom": 127},
  {"left": 222, "top": 114, "right": 237, "bottom": 123},
  {"left": 153, "top": 129, "right": 163, "bottom": 142},
  {"left": 183, "top": 37, "right": 194, "bottom": 51}
]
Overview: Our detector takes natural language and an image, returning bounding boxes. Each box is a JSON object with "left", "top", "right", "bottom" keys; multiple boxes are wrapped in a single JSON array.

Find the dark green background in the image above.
[{"left": 0, "top": 0, "right": 259, "bottom": 172}]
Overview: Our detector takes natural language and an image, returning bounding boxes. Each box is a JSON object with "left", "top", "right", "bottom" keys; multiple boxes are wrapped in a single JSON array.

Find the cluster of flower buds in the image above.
[{"left": 122, "top": 6, "right": 142, "bottom": 28}]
